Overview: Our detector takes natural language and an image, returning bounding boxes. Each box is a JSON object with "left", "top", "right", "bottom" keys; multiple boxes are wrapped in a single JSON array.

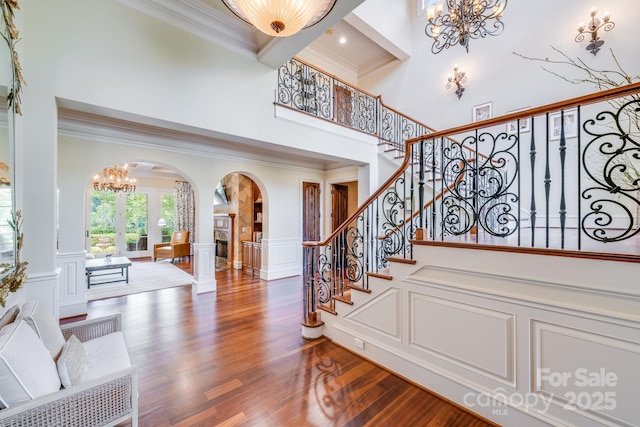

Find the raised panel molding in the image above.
[
  {"left": 406, "top": 265, "right": 640, "bottom": 326},
  {"left": 56, "top": 252, "right": 87, "bottom": 318},
  {"left": 410, "top": 293, "right": 515, "bottom": 384},
  {"left": 532, "top": 321, "right": 640, "bottom": 427},
  {"left": 344, "top": 287, "right": 401, "bottom": 341},
  {"left": 261, "top": 238, "right": 301, "bottom": 280}
]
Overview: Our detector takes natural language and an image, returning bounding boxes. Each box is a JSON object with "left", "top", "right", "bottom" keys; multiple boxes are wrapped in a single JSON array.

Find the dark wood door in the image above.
[
  {"left": 302, "top": 182, "right": 321, "bottom": 242},
  {"left": 332, "top": 184, "right": 349, "bottom": 231},
  {"left": 334, "top": 85, "right": 353, "bottom": 126}
]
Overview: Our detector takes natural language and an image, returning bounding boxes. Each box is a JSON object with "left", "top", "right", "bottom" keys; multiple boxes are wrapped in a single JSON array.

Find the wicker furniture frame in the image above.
[{"left": 0, "top": 314, "right": 138, "bottom": 427}]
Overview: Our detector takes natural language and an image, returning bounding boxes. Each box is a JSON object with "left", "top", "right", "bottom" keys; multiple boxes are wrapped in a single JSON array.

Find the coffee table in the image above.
[{"left": 86, "top": 257, "right": 132, "bottom": 288}]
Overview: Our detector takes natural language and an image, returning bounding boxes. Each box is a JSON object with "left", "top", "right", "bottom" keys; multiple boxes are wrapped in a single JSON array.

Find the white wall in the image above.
[
  {"left": 360, "top": 0, "right": 639, "bottom": 131},
  {"left": 16, "top": 0, "right": 383, "bottom": 307}
]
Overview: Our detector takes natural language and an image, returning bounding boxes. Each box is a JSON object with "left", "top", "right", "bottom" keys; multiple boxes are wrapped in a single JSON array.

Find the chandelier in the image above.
[
  {"left": 425, "top": 0, "right": 507, "bottom": 54},
  {"left": 222, "top": 0, "right": 336, "bottom": 37},
  {"left": 93, "top": 164, "right": 136, "bottom": 193}
]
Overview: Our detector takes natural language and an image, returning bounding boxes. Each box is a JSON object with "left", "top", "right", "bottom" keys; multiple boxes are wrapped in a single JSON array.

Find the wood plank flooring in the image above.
[{"left": 76, "top": 260, "right": 496, "bottom": 426}]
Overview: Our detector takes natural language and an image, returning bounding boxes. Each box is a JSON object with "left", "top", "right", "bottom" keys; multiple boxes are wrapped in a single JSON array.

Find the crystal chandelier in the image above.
[
  {"left": 425, "top": 0, "right": 507, "bottom": 54},
  {"left": 222, "top": 0, "right": 336, "bottom": 37},
  {"left": 93, "top": 164, "right": 136, "bottom": 193}
]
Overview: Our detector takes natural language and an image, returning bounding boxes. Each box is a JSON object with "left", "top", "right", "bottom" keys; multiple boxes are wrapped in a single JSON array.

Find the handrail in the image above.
[
  {"left": 408, "top": 81, "right": 640, "bottom": 143},
  {"left": 301, "top": 79, "right": 640, "bottom": 327}
]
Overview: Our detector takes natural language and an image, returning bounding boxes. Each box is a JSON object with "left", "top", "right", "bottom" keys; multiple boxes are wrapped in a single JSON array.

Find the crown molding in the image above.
[
  {"left": 118, "top": 0, "right": 258, "bottom": 60},
  {"left": 57, "top": 109, "right": 340, "bottom": 173},
  {"left": 297, "top": 44, "right": 360, "bottom": 85}
]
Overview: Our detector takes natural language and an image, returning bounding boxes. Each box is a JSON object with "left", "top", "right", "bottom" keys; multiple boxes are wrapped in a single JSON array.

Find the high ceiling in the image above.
[{"left": 84, "top": 0, "right": 404, "bottom": 178}]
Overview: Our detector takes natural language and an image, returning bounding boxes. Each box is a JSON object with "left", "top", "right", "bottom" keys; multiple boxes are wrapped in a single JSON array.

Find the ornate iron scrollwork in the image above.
[
  {"left": 582, "top": 98, "right": 640, "bottom": 242},
  {"left": 441, "top": 132, "right": 518, "bottom": 236}
]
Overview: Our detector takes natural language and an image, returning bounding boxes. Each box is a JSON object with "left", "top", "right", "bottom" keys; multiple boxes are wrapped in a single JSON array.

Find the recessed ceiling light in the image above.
[{"left": 339, "top": 36, "right": 346, "bottom": 44}]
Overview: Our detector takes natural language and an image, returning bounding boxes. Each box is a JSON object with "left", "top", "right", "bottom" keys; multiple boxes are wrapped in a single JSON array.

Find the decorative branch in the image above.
[
  {"left": 0, "top": 0, "right": 25, "bottom": 115},
  {"left": 513, "top": 46, "right": 640, "bottom": 189},
  {"left": 513, "top": 46, "right": 639, "bottom": 89}
]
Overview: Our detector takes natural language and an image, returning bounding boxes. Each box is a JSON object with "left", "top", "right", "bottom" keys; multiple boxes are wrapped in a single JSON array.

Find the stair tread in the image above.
[
  {"left": 318, "top": 304, "right": 337, "bottom": 316},
  {"left": 346, "top": 284, "right": 372, "bottom": 294},
  {"left": 387, "top": 256, "right": 417, "bottom": 265},
  {"left": 367, "top": 271, "right": 393, "bottom": 280},
  {"left": 333, "top": 295, "right": 354, "bottom": 305}
]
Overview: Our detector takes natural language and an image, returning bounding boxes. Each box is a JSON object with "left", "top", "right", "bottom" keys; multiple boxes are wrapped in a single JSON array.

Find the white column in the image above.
[{"left": 191, "top": 242, "right": 216, "bottom": 294}]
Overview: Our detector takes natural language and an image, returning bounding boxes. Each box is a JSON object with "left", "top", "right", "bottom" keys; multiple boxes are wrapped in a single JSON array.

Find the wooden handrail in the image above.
[
  {"left": 307, "top": 80, "right": 640, "bottom": 250},
  {"left": 407, "top": 81, "right": 640, "bottom": 144}
]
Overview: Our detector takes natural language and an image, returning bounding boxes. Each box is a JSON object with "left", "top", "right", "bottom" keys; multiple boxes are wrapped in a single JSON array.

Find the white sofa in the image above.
[{"left": 0, "top": 300, "right": 138, "bottom": 427}]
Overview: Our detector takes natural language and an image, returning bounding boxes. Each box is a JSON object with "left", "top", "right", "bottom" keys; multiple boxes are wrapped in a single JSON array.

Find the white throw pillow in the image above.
[
  {"left": 18, "top": 299, "right": 65, "bottom": 360},
  {"left": 0, "top": 320, "right": 62, "bottom": 408},
  {"left": 81, "top": 331, "right": 131, "bottom": 383},
  {"left": 57, "top": 335, "right": 86, "bottom": 388}
]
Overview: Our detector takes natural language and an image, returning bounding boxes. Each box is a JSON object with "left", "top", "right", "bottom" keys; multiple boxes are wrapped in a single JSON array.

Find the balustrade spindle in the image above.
[{"left": 559, "top": 110, "right": 567, "bottom": 249}]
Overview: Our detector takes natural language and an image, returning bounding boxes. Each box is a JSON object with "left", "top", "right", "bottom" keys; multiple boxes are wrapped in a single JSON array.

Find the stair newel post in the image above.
[
  {"left": 301, "top": 242, "right": 324, "bottom": 339},
  {"left": 416, "top": 139, "right": 425, "bottom": 240}
]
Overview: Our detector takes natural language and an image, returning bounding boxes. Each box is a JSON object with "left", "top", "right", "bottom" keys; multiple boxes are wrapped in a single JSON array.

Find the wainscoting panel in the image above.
[
  {"left": 262, "top": 238, "right": 300, "bottom": 280},
  {"left": 320, "top": 244, "right": 640, "bottom": 427},
  {"left": 532, "top": 320, "right": 640, "bottom": 427},
  {"left": 343, "top": 288, "right": 401, "bottom": 341},
  {"left": 410, "top": 294, "right": 515, "bottom": 383},
  {"left": 56, "top": 251, "right": 87, "bottom": 318}
]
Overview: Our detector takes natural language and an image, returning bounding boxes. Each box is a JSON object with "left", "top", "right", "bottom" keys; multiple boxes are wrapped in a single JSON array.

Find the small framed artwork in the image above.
[
  {"left": 550, "top": 109, "right": 577, "bottom": 140},
  {"left": 472, "top": 102, "right": 492, "bottom": 123},
  {"left": 506, "top": 108, "right": 531, "bottom": 134}
]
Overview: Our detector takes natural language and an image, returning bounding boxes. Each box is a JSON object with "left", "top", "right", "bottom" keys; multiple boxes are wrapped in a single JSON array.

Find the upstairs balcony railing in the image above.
[
  {"left": 277, "top": 58, "right": 434, "bottom": 152},
  {"left": 300, "top": 79, "right": 640, "bottom": 328}
]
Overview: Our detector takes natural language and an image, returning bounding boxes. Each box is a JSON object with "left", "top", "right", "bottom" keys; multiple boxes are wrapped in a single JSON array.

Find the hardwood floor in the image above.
[{"left": 79, "top": 259, "right": 496, "bottom": 427}]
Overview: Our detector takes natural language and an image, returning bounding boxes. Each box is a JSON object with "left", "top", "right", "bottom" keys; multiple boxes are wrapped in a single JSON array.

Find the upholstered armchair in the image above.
[{"left": 153, "top": 230, "right": 190, "bottom": 262}]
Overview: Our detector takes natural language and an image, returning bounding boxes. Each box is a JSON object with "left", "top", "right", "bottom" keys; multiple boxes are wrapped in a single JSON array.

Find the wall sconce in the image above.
[
  {"left": 446, "top": 65, "right": 466, "bottom": 99},
  {"left": 576, "top": 7, "right": 615, "bottom": 55}
]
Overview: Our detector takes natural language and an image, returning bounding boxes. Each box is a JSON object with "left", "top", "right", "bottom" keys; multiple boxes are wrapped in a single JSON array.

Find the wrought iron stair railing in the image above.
[
  {"left": 277, "top": 57, "right": 434, "bottom": 154},
  {"left": 303, "top": 81, "right": 640, "bottom": 328}
]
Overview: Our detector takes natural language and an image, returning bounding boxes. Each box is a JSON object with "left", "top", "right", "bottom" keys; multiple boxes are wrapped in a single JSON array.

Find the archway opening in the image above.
[{"left": 214, "top": 173, "right": 262, "bottom": 274}]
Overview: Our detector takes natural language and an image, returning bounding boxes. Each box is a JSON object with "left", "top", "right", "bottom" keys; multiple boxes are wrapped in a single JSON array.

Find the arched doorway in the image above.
[
  {"left": 214, "top": 173, "right": 263, "bottom": 274},
  {"left": 85, "top": 162, "right": 190, "bottom": 260}
]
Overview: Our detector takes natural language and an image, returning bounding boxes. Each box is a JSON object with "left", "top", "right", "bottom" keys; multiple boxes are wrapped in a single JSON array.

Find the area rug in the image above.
[{"left": 87, "top": 260, "right": 193, "bottom": 301}]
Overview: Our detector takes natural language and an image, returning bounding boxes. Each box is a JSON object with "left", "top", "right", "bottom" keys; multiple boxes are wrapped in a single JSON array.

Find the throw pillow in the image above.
[
  {"left": 18, "top": 299, "right": 65, "bottom": 360},
  {"left": 57, "top": 335, "right": 86, "bottom": 388},
  {"left": 0, "top": 305, "right": 19, "bottom": 331},
  {"left": 0, "top": 320, "right": 62, "bottom": 408}
]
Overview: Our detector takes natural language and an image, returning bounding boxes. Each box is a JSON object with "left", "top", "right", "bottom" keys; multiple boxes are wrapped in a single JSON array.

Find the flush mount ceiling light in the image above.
[{"left": 222, "top": 0, "right": 336, "bottom": 37}]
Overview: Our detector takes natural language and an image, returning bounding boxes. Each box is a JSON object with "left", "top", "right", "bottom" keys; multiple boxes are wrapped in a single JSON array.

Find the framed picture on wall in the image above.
[
  {"left": 550, "top": 109, "right": 577, "bottom": 140},
  {"left": 472, "top": 102, "right": 492, "bottom": 123},
  {"left": 506, "top": 107, "right": 531, "bottom": 134}
]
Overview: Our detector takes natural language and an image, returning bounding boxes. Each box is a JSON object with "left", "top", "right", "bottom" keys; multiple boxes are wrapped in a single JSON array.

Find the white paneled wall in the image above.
[{"left": 322, "top": 246, "right": 640, "bottom": 426}]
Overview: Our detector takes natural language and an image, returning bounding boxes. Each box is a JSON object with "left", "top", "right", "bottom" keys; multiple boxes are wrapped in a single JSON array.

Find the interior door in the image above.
[
  {"left": 334, "top": 85, "right": 353, "bottom": 126},
  {"left": 331, "top": 184, "right": 349, "bottom": 232},
  {"left": 302, "top": 182, "right": 320, "bottom": 241}
]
